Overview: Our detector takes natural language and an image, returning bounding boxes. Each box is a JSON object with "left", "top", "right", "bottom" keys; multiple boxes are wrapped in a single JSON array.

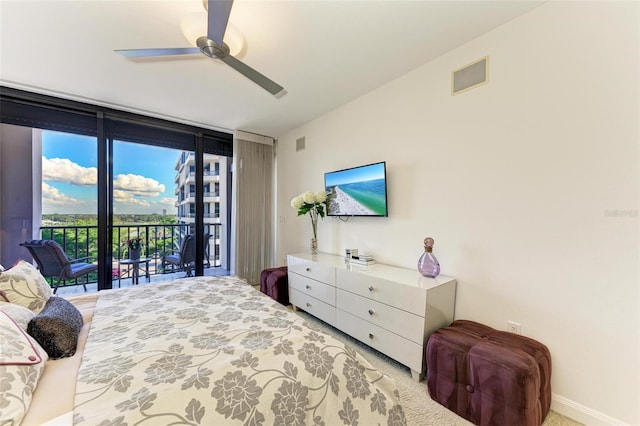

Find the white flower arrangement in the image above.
[{"left": 290, "top": 190, "right": 328, "bottom": 240}]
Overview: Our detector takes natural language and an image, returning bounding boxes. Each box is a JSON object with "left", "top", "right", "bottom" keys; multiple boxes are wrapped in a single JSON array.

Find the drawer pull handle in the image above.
[
  {"left": 306, "top": 303, "right": 311, "bottom": 308},
  {"left": 368, "top": 333, "right": 374, "bottom": 339},
  {"left": 368, "top": 309, "right": 374, "bottom": 316},
  {"left": 368, "top": 285, "right": 374, "bottom": 292},
  {"left": 306, "top": 267, "right": 311, "bottom": 272}
]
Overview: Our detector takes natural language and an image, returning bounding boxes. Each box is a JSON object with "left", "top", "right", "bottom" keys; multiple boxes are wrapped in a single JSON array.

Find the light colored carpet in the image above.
[{"left": 292, "top": 309, "right": 583, "bottom": 426}]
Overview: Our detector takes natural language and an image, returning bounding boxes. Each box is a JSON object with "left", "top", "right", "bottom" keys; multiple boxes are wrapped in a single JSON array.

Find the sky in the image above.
[
  {"left": 42, "top": 130, "right": 181, "bottom": 215},
  {"left": 324, "top": 161, "right": 385, "bottom": 187}
]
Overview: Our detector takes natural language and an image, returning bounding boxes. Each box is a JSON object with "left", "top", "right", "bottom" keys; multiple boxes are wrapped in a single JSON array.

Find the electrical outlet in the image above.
[{"left": 507, "top": 320, "right": 521, "bottom": 335}]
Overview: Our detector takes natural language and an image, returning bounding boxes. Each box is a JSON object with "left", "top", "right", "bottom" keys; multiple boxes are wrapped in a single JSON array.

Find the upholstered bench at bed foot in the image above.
[
  {"left": 259, "top": 266, "right": 289, "bottom": 305},
  {"left": 426, "top": 319, "right": 552, "bottom": 426}
]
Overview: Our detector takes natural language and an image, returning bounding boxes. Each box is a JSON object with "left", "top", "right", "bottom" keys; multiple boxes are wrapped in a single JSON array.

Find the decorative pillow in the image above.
[
  {"left": 0, "top": 301, "right": 35, "bottom": 330},
  {"left": 0, "top": 310, "right": 49, "bottom": 425},
  {"left": 27, "top": 296, "right": 83, "bottom": 359},
  {"left": 0, "top": 260, "right": 53, "bottom": 313}
]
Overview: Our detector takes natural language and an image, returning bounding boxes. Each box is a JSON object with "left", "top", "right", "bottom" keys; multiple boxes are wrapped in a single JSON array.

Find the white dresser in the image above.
[{"left": 287, "top": 252, "right": 456, "bottom": 380}]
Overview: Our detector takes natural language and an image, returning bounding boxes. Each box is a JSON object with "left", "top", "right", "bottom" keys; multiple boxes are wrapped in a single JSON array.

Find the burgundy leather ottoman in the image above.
[
  {"left": 259, "top": 267, "right": 289, "bottom": 306},
  {"left": 426, "top": 320, "right": 551, "bottom": 426}
]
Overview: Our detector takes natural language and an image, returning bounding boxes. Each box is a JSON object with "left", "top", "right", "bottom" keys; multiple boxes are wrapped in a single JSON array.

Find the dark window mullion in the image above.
[
  {"left": 97, "top": 113, "right": 112, "bottom": 290},
  {"left": 195, "top": 133, "right": 204, "bottom": 276}
]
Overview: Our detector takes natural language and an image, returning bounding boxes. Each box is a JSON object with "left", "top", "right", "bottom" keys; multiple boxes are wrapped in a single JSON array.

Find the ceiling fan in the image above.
[{"left": 115, "top": 0, "right": 284, "bottom": 95}]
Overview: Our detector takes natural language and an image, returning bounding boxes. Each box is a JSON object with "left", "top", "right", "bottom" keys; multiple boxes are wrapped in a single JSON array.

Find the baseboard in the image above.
[{"left": 551, "top": 393, "right": 629, "bottom": 426}]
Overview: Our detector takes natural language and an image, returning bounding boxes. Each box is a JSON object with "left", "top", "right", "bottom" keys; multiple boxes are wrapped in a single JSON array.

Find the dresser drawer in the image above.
[
  {"left": 336, "top": 269, "right": 426, "bottom": 316},
  {"left": 336, "top": 289, "right": 424, "bottom": 345},
  {"left": 289, "top": 272, "right": 336, "bottom": 306},
  {"left": 337, "top": 310, "right": 423, "bottom": 373},
  {"left": 288, "top": 258, "right": 336, "bottom": 285},
  {"left": 290, "top": 288, "right": 336, "bottom": 327}
]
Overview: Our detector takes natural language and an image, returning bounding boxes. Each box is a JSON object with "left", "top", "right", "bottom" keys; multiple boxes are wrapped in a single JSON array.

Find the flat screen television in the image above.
[{"left": 324, "top": 161, "right": 388, "bottom": 217}]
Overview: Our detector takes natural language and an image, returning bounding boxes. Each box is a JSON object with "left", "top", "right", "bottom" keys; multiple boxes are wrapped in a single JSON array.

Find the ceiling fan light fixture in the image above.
[{"left": 180, "top": 11, "right": 244, "bottom": 57}]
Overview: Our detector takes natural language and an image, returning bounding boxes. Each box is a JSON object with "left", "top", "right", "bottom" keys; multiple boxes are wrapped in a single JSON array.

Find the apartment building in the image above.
[{"left": 174, "top": 152, "right": 228, "bottom": 268}]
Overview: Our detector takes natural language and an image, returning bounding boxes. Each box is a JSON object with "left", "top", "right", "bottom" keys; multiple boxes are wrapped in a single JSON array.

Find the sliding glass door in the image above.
[
  {"left": 40, "top": 130, "right": 98, "bottom": 288},
  {"left": 111, "top": 141, "right": 184, "bottom": 285}
]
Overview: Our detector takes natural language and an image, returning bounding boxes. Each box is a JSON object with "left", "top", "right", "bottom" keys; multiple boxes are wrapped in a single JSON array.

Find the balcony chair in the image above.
[
  {"left": 20, "top": 240, "right": 97, "bottom": 294},
  {"left": 161, "top": 234, "right": 196, "bottom": 277}
]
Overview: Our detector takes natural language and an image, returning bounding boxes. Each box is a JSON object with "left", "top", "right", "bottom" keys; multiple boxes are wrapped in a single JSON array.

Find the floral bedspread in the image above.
[{"left": 73, "top": 276, "right": 406, "bottom": 425}]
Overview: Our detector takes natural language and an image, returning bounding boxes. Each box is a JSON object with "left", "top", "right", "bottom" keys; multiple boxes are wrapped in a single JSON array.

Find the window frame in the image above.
[{"left": 0, "top": 86, "right": 233, "bottom": 289}]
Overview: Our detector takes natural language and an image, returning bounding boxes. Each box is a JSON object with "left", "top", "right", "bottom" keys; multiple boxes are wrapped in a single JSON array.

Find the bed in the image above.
[{"left": 0, "top": 263, "right": 406, "bottom": 425}]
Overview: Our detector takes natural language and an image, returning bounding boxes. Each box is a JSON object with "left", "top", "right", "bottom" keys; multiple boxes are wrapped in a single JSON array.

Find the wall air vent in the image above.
[
  {"left": 296, "top": 136, "right": 306, "bottom": 152},
  {"left": 452, "top": 56, "right": 489, "bottom": 95}
]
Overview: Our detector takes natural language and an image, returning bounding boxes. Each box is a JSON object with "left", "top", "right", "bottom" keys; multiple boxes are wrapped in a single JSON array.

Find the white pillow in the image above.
[
  {"left": 0, "top": 310, "right": 49, "bottom": 425},
  {"left": 0, "top": 260, "right": 53, "bottom": 313},
  {"left": 0, "top": 301, "right": 35, "bottom": 330}
]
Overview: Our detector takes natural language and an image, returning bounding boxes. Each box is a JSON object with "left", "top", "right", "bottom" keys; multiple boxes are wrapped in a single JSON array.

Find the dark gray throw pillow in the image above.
[{"left": 27, "top": 296, "right": 83, "bottom": 359}]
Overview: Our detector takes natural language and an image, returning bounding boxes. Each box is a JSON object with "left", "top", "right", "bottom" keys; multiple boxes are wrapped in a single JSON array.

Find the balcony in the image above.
[
  {"left": 36, "top": 223, "right": 227, "bottom": 294},
  {"left": 177, "top": 191, "right": 219, "bottom": 204},
  {"left": 203, "top": 191, "right": 220, "bottom": 202}
]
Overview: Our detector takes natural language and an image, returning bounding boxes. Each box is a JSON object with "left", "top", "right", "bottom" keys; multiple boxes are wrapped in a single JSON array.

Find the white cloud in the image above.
[
  {"left": 41, "top": 157, "right": 175, "bottom": 216},
  {"left": 158, "top": 197, "right": 177, "bottom": 208},
  {"left": 43, "top": 157, "right": 97, "bottom": 186},
  {"left": 113, "top": 174, "right": 165, "bottom": 197},
  {"left": 43, "top": 157, "right": 166, "bottom": 205},
  {"left": 113, "top": 189, "right": 151, "bottom": 207},
  {"left": 42, "top": 182, "right": 80, "bottom": 205}
]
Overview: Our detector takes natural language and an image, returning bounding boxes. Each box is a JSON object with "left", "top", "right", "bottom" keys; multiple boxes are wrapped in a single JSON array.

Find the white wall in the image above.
[
  {"left": 0, "top": 125, "right": 42, "bottom": 266},
  {"left": 275, "top": 2, "right": 639, "bottom": 425}
]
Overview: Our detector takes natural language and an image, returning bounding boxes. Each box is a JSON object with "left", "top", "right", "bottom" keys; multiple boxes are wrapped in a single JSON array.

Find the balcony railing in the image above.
[
  {"left": 181, "top": 191, "right": 220, "bottom": 201},
  {"left": 178, "top": 213, "right": 220, "bottom": 219},
  {"left": 38, "top": 223, "right": 223, "bottom": 291}
]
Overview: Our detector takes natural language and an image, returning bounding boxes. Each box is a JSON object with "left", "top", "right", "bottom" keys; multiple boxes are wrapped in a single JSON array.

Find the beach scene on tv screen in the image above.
[{"left": 325, "top": 163, "right": 387, "bottom": 216}]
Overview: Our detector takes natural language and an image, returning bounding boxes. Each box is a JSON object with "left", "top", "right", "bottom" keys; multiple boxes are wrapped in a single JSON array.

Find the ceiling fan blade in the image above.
[
  {"left": 220, "top": 55, "right": 284, "bottom": 95},
  {"left": 207, "top": 0, "right": 234, "bottom": 46},
  {"left": 115, "top": 47, "right": 200, "bottom": 58}
]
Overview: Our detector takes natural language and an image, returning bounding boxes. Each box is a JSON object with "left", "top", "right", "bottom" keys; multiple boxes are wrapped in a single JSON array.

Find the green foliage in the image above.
[
  {"left": 41, "top": 214, "right": 183, "bottom": 262},
  {"left": 296, "top": 202, "right": 326, "bottom": 219},
  {"left": 42, "top": 214, "right": 178, "bottom": 225}
]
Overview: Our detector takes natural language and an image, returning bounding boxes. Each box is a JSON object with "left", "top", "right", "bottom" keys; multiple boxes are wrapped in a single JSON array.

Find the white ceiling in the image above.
[{"left": 0, "top": 0, "right": 543, "bottom": 138}]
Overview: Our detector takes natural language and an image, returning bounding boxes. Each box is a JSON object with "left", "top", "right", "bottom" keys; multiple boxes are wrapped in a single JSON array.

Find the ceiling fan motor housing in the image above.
[{"left": 197, "top": 36, "right": 230, "bottom": 59}]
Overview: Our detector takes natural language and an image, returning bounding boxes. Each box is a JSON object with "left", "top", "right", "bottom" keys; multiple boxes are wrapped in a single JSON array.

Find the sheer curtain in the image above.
[{"left": 231, "top": 131, "right": 274, "bottom": 285}]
